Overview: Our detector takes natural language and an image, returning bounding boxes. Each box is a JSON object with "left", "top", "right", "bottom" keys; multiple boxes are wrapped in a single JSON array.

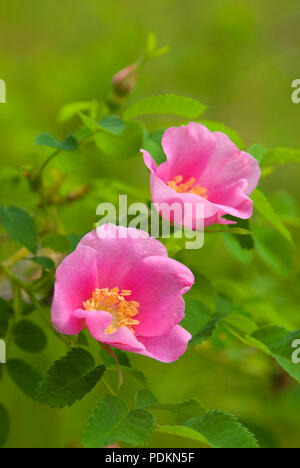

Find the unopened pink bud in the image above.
[{"left": 112, "top": 64, "right": 137, "bottom": 96}]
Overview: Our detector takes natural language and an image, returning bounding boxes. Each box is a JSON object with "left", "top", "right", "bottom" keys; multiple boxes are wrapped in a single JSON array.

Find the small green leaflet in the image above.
[
  {"left": 7, "top": 359, "right": 42, "bottom": 400},
  {"left": 252, "top": 326, "right": 300, "bottom": 384},
  {"left": 35, "top": 133, "right": 78, "bottom": 151},
  {"left": 183, "top": 297, "right": 234, "bottom": 345},
  {"left": 227, "top": 217, "right": 254, "bottom": 250},
  {"left": 248, "top": 144, "right": 268, "bottom": 164},
  {"left": 79, "top": 113, "right": 125, "bottom": 135},
  {"left": 0, "top": 404, "right": 9, "bottom": 447},
  {"left": 135, "top": 389, "right": 206, "bottom": 423},
  {"left": 36, "top": 348, "right": 105, "bottom": 408},
  {"left": 142, "top": 129, "right": 166, "bottom": 166},
  {"left": 159, "top": 412, "right": 258, "bottom": 448},
  {"left": 30, "top": 256, "right": 55, "bottom": 270},
  {"left": 58, "top": 100, "right": 98, "bottom": 122},
  {"left": 83, "top": 395, "right": 155, "bottom": 448},
  {"left": 0, "top": 205, "right": 38, "bottom": 253},
  {"left": 252, "top": 189, "right": 293, "bottom": 245},
  {"left": 124, "top": 94, "right": 207, "bottom": 120},
  {"left": 94, "top": 120, "right": 143, "bottom": 159},
  {"left": 13, "top": 320, "right": 47, "bottom": 353},
  {"left": 183, "top": 411, "right": 259, "bottom": 448}
]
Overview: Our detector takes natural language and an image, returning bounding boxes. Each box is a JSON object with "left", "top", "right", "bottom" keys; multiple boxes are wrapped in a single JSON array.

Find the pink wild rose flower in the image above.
[
  {"left": 51, "top": 224, "right": 194, "bottom": 363},
  {"left": 142, "top": 123, "right": 261, "bottom": 228}
]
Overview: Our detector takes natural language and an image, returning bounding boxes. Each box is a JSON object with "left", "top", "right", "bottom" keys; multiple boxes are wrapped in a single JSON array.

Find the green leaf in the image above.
[
  {"left": 135, "top": 389, "right": 206, "bottom": 423},
  {"left": 158, "top": 424, "right": 209, "bottom": 445},
  {"left": 253, "top": 226, "right": 292, "bottom": 277},
  {"left": 248, "top": 144, "right": 268, "bottom": 164},
  {"left": 0, "top": 298, "right": 13, "bottom": 338},
  {"left": 222, "top": 233, "right": 253, "bottom": 265},
  {"left": 36, "top": 348, "right": 105, "bottom": 408},
  {"left": 30, "top": 256, "right": 55, "bottom": 270},
  {"left": 35, "top": 133, "right": 78, "bottom": 151},
  {"left": 83, "top": 395, "right": 155, "bottom": 448},
  {"left": 13, "top": 320, "right": 47, "bottom": 353},
  {"left": 7, "top": 359, "right": 42, "bottom": 399},
  {"left": 94, "top": 120, "right": 143, "bottom": 159},
  {"left": 200, "top": 120, "right": 245, "bottom": 149},
  {"left": 142, "top": 129, "right": 166, "bottom": 165},
  {"left": 252, "top": 189, "right": 293, "bottom": 245},
  {"left": 124, "top": 94, "right": 207, "bottom": 120},
  {"left": 251, "top": 326, "right": 300, "bottom": 383},
  {"left": 227, "top": 217, "right": 254, "bottom": 250},
  {"left": 77, "top": 331, "right": 89, "bottom": 346},
  {"left": 262, "top": 147, "right": 300, "bottom": 167},
  {"left": 59, "top": 100, "right": 98, "bottom": 122},
  {"left": 68, "top": 233, "right": 81, "bottom": 251},
  {"left": 99, "top": 115, "right": 126, "bottom": 135},
  {"left": 183, "top": 297, "right": 234, "bottom": 345},
  {"left": 252, "top": 326, "right": 300, "bottom": 360},
  {"left": 183, "top": 411, "right": 259, "bottom": 448},
  {"left": 43, "top": 233, "right": 70, "bottom": 253},
  {"left": 0, "top": 404, "right": 9, "bottom": 447},
  {"left": 0, "top": 205, "right": 38, "bottom": 253},
  {"left": 135, "top": 389, "right": 159, "bottom": 409},
  {"left": 79, "top": 113, "right": 125, "bottom": 135},
  {"left": 181, "top": 299, "right": 212, "bottom": 344}
]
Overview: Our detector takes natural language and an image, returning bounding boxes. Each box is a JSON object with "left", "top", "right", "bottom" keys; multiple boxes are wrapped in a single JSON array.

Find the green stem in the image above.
[{"left": 102, "top": 378, "right": 117, "bottom": 397}]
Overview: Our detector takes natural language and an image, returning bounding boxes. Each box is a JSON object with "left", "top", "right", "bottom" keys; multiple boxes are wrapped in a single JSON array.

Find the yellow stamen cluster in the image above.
[
  {"left": 167, "top": 175, "right": 208, "bottom": 199},
  {"left": 83, "top": 287, "right": 140, "bottom": 335}
]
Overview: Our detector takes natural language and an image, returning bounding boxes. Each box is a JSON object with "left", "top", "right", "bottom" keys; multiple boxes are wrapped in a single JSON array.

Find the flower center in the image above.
[
  {"left": 83, "top": 287, "right": 140, "bottom": 335},
  {"left": 167, "top": 175, "right": 208, "bottom": 199}
]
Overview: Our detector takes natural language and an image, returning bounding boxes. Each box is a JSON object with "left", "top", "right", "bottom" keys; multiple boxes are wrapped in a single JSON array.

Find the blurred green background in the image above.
[{"left": 0, "top": 0, "right": 300, "bottom": 448}]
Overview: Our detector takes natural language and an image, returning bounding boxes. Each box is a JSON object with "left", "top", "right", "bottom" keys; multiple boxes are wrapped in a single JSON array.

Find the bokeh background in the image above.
[{"left": 0, "top": 0, "right": 300, "bottom": 448}]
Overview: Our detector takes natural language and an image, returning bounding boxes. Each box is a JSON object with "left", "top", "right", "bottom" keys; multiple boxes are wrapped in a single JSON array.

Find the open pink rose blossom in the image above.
[
  {"left": 51, "top": 224, "right": 194, "bottom": 363},
  {"left": 142, "top": 123, "right": 261, "bottom": 228}
]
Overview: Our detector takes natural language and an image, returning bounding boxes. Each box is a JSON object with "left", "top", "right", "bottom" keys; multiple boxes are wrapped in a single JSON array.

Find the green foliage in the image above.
[
  {"left": 183, "top": 297, "right": 234, "bottom": 345},
  {"left": 0, "top": 404, "right": 9, "bottom": 447},
  {"left": 12, "top": 320, "right": 47, "bottom": 353},
  {"left": 7, "top": 359, "right": 42, "bottom": 399},
  {"left": 0, "top": 205, "right": 38, "bottom": 253},
  {"left": 30, "top": 256, "right": 55, "bottom": 270},
  {"left": 83, "top": 395, "right": 155, "bottom": 448},
  {"left": 36, "top": 348, "right": 106, "bottom": 408},
  {"left": 159, "top": 410, "right": 259, "bottom": 448},
  {"left": 183, "top": 411, "right": 259, "bottom": 448},
  {"left": 79, "top": 113, "right": 125, "bottom": 135},
  {"left": 35, "top": 133, "right": 78, "bottom": 151},
  {"left": 94, "top": 120, "right": 143, "bottom": 159},
  {"left": 136, "top": 389, "right": 206, "bottom": 423},
  {"left": 248, "top": 144, "right": 269, "bottom": 164},
  {"left": 252, "top": 189, "right": 293, "bottom": 245},
  {"left": 262, "top": 147, "right": 300, "bottom": 167},
  {"left": 124, "top": 94, "right": 207, "bottom": 120},
  {"left": 1, "top": 23, "right": 300, "bottom": 448}
]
